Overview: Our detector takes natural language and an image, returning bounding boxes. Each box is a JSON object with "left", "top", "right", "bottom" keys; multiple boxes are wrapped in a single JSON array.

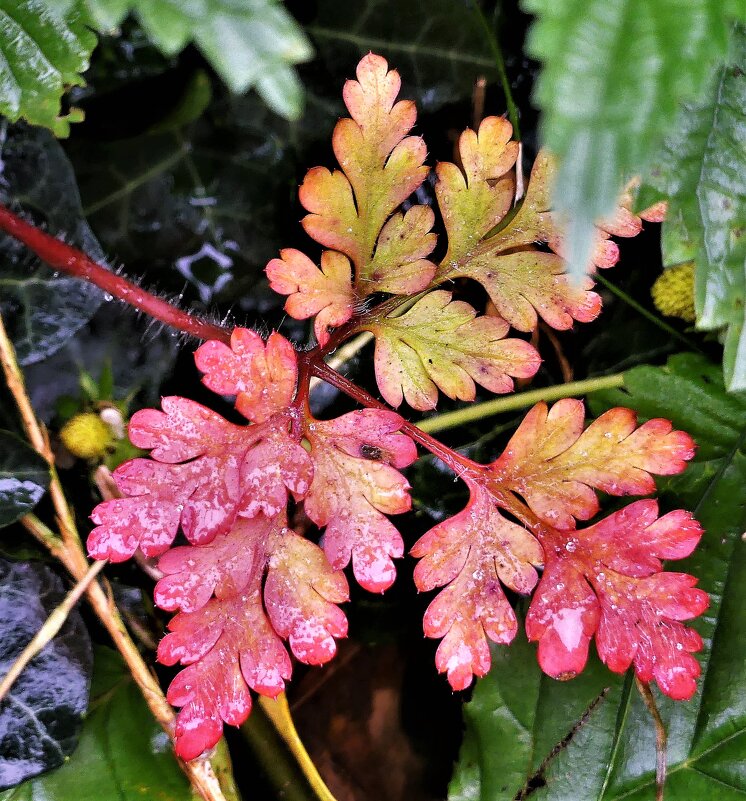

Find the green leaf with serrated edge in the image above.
[
  {"left": 522, "top": 0, "right": 737, "bottom": 277},
  {"left": 516, "top": 353, "right": 746, "bottom": 801},
  {"left": 45, "top": 0, "right": 313, "bottom": 119},
  {"left": 368, "top": 290, "right": 540, "bottom": 411},
  {"left": 645, "top": 30, "right": 746, "bottom": 391},
  {"left": 0, "top": 559, "right": 92, "bottom": 788},
  {"left": 0, "top": 647, "right": 191, "bottom": 800},
  {"left": 0, "top": 0, "right": 94, "bottom": 136},
  {"left": 0, "top": 431, "right": 49, "bottom": 527},
  {"left": 0, "top": 125, "right": 103, "bottom": 365}
]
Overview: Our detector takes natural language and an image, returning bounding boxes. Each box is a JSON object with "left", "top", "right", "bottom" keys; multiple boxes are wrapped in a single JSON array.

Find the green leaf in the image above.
[
  {"left": 0, "top": 124, "right": 103, "bottom": 365},
  {"left": 0, "top": 431, "right": 49, "bottom": 527},
  {"left": 526, "top": 353, "right": 746, "bottom": 800},
  {"left": 0, "top": 558, "right": 92, "bottom": 788},
  {"left": 1, "top": 647, "right": 191, "bottom": 800},
  {"left": 522, "top": 0, "right": 737, "bottom": 277},
  {"left": 646, "top": 29, "right": 746, "bottom": 391},
  {"left": 48, "top": 0, "right": 314, "bottom": 119},
  {"left": 307, "top": 0, "right": 500, "bottom": 110},
  {"left": 0, "top": 0, "right": 95, "bottom": 135}
]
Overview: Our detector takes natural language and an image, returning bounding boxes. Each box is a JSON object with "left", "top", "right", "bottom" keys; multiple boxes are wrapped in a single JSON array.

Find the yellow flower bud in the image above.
[
  {"left": 60, "top": 412, "right": 114, "bottom": 460},
  {"left": 651, "top": 262, "right": 696, "bottom": 323}
]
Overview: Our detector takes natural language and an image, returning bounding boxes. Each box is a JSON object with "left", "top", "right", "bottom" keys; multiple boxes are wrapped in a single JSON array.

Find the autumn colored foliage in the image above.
[{"left": 86, "top": 54, "right": 706, "bottom": 760}]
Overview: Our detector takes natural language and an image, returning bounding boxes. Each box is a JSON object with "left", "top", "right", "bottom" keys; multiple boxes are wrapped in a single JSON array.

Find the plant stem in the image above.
[
  {"left": 469, "top": 0, "right": 520, "bottom": 138},
  {"left": 593, "top": 272, "right": 700, "bottom": 352},
  {"left": 418, "top": 373, "right": 626, "bottom": 434},
  {"left": 0, "top": 312, "right": 226, "bottom": 801},
  {"left": 635, "top": 678, "right": 667, "bottom": 801},
  {"left": 0, "top": 204, "right": 231, "bottom": 345},
  {"left": 0, "top": 559, "right": 107, "bottom": 704}
]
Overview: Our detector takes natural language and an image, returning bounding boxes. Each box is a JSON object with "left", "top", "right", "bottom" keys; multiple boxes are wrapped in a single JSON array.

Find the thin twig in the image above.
[
  {"left": 0, "top": 560, "right": 107, "bottom": 703},
  {"left": 0, "top": 313, "right": 226, "bottom": 801},
  {"left": 635, "top": 677, "right": 667, "bottom": 801}
]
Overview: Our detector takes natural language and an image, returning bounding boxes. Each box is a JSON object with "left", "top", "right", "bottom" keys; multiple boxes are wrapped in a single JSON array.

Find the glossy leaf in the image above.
[
  {"left": 0, "top": 431, "right": 49, "bottom": 527},
  {"left": 523, "top": 0, "right": 736, "bottom": 277},
  {"left": 304, "top": 409, "right": 417, "bottom": 593},
  {"left": 1, "top": 647, "right": 190, "bottom": 800},
  {"left": 0, "top": 0, "right": 94, "bottom": 135},
  {"left": 527, "top": 353, "right": 746, "bottom": 799},
  {"left": 370, "top": 290, "right": 540, "bottom": 410},
  {"left": 489, "top": 398, "right": 695, "bottom": 528},
  {"left": 0, "top": 125, "right": 103, "bottom": 365},
  {"left": 0, "top": 559, "right": 92, "bottom": 789},
  {"left": 645, "top": 31, "right": 746, "bottom": 390}
]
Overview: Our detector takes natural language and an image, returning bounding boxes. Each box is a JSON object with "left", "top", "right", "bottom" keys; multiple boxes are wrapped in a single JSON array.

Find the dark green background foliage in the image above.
[{"left": 0, "top": 2, "right": 743, "bottom": 800}]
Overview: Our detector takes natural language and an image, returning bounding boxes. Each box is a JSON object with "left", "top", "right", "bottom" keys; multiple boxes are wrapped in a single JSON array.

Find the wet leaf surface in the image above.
[
  {"left": 0, "top": 558, "right": 92, "bottom": 789},
  {"left": 0, "top": 432, "right": 49, "bottom": 527}
]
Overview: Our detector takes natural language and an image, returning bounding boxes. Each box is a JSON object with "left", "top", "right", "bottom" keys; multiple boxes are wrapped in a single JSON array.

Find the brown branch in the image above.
[{"left": 635, "top": 677, "right": 667, "bottom": 801}]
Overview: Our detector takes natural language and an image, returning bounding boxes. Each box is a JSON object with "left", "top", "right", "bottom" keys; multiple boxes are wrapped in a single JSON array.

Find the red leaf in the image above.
[
  {"left": 195, "top": 328, "right": 297, "bottom": 423},
  {"left": 304, "top": 409, "right": 417, "bottom": 593},
  {"left": 526, "top": 500, "right": 708, "bottom": 699},
  {"left": 411, "top": 481, "right": 544, "bottom": 689},
  {"left": 490, "top": 399, "right": 695, "bottom": 528},
  {"left": 87, "top": 397, "right": 311, "bottom": 561}
]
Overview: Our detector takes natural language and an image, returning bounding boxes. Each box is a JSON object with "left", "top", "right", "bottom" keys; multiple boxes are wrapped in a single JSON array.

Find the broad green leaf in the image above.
[
  {"left": 646, "top": 29, "right": 746, "bottom": 391},
  {"left": 0, "top": 125, "right": 103, "bottom": 365},
  {"left": 0, "top": 0, "right": 94, "bottom": 135},
  {"left": 527, "top": 353, "right": 746, "bottom": 800},
  {"left": 522, "top": 0, "right": 737, "bottom": 277},
  {"left": 0, "top": 558, "right": 92, "bottom": 788},
  {"left": 0, "top": 432, "right": 49, "bottom": 527},
  {"left": 307, "top": 0, "right": 500, "bottom": 110},
  {"left": 45, "top": 0, "right": 313, "bottom": 119},
  {"left": 450, "top": 353, "right": 746, "bottom": 800},
  {"left": 1, "top": 647, "right": 190, "bottom": 800}
]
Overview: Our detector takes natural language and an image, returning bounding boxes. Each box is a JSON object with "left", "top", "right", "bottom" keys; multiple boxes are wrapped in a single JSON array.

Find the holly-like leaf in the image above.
[
  {"left": 370, "top": 290, "right": 540, "bottom": 410},
  {"left": 266, "top": 249, "right": 355, "bottom": 346},
  {"left": 435, "top": 116, "right": 519, "bottom": 263},
  {"left": 87, "top": 396, "right": 311, "bottom": 561},
  {"left": 411, "top": 482, "right": 544, "bottom": 690},
  {"left": 299, "top": 53, "right": 429, "bottom": 284},
  {"left": 489, "top": 398, "right": 695, "bottom": 528},
  {"left": 195, "top": 328, "right": 298, "bottom": 423},
  {"left": 526, "top": 500, "right": 707, "bottom": 698},
  {"left": 304, "top": 409, "right": 417, "bottom": 593}
]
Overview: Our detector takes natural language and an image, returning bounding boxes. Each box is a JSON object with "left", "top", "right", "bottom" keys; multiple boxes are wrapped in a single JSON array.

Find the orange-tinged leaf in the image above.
[
  {"left": 369, "top": 290, "right": 540, "bottom": 410},
  {"left": 460, "top": 249, "right": 601, "bottom": 332},
  {"left": 489, "top": 399, "right": 696, "bottom": 528},
  {"left": 436, "top": 116, "right": 519, "bottom": 262},
  {"left": 304, "top": 409, "right": 416, "bottom": 593},
  {"left": 195, "top": 328, "right": 298, "bottom": 423},
  {"left": 411, "top": 481, "right": 544, "bottom": 690},
  {"left": 526, "top": 500, "right": 708, "bottom": 699},
  {"left": 299, "top": 53, "right": 430, "bottom": 290},
  {"left": 266, "top": 248, "right": 355, "bottom": 346}
]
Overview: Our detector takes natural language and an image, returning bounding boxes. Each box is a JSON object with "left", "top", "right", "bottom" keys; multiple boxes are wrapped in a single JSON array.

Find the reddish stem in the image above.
[{"left": 0, "top": 205, "right": 231, "bottom": 345}]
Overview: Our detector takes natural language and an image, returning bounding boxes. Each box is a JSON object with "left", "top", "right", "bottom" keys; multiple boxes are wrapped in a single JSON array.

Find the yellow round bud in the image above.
[
  {"left": 60, "top": 412, "right": 114, "bottom": 460},
  {"left": 651, "top": 262, "right": 696, "bottom": 323}
]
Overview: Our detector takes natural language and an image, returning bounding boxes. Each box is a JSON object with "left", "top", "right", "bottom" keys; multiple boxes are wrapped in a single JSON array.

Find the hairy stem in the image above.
[
  {"left": 0, "top": 204, "right": 231, "bottom": 345},
  {"left": 418, "top": 373, "right": 627, "bottom": 434}
]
